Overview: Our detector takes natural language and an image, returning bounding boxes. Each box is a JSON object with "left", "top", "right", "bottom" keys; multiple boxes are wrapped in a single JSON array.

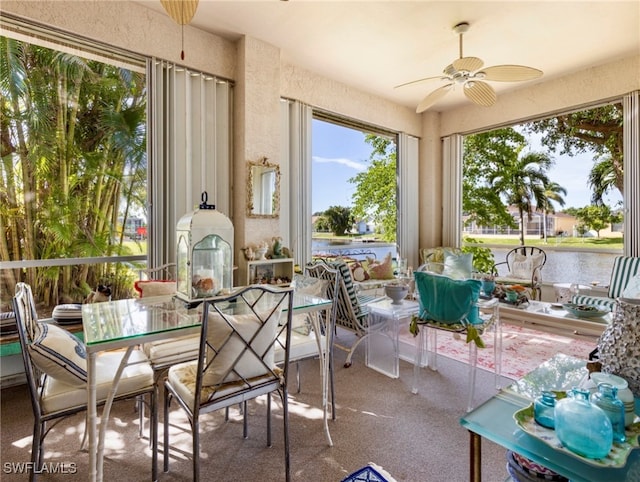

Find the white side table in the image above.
[
  {"left": 553, "top": 283, "right": 592, "bottom": 303},
  {"left": 366, "top": 298, "right": 420, "bottom": 378}
]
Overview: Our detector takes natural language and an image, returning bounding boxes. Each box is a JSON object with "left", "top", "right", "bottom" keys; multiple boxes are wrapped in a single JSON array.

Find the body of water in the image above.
[
  {"left": 490, "top": 247, "right": 618, "bottom": 286},
  {"left": 312, "top": 239, "right": 619, "bottom": 287}
]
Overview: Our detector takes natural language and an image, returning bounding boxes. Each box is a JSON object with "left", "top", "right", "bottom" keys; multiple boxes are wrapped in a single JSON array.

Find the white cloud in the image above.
[{"left": 313, "top": 156, "right": 366, "bottom": 171}]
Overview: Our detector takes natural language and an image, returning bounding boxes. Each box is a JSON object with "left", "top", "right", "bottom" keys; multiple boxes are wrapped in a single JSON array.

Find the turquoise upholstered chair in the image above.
[
  {"left": 410, "top": 268, "right": 501, "bottom": 411},
  {"left": 572, "top": 256, "right": 640, "bottom": 311}
]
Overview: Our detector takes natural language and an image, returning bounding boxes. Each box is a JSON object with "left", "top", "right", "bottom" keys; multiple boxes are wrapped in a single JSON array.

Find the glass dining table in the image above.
[
  {"left": 82, "top": 291, "right": 332, "bottom": 482},
  {"left": 460, "top": 353, "right": 640, "bottom": 481}
]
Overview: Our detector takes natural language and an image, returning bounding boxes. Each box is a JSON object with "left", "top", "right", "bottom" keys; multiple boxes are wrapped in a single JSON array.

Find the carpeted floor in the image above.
[{"left": 1, "top": 337, "right": 517, "bottom": 482}]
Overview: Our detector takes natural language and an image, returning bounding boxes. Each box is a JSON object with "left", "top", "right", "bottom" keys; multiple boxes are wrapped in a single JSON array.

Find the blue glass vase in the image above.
[
  {"left": 481, "top": 280, "right": 495, "bottom": 297},
  {"left": 554, "top": 388, "right": 613, "bottom": 459},
  {"left": 534, "top": 391, "right": 556, "bottom": 429},
  {"left": 590, "top": 382, "right": 626, "bottom": 443}
]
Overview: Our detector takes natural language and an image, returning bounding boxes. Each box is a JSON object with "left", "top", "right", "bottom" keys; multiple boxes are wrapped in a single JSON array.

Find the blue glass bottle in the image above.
[
  {"left": 554, "top": 388, "right": 613, "bottom": 459},
  {"left": 534, "top": 391, "right": 556, "bottom": 429},
  {"left": 590, "top": 382, "right": 626, "bottom": 443}
]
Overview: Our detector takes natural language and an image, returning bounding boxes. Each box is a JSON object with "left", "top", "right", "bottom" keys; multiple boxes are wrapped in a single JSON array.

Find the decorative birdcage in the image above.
[{"left": 176, "top": 192, "right": 234, "bottom": 302}]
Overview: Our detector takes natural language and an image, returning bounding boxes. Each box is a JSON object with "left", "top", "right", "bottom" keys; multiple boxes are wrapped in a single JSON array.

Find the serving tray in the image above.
[{"left": 513, "top": 404, "right": 640, "bottom": 468}]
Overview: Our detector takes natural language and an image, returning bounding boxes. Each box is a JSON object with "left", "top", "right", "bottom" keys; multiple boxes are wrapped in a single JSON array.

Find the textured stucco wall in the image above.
[
  {"left": 233, "top": 36, "right": 283, "bottom": 282},
  {"left": 281, "top": 61, "right": 422, "bottom": 138},
  {"left": 1, "top": 1, "right": 236, "bottom": 79}
]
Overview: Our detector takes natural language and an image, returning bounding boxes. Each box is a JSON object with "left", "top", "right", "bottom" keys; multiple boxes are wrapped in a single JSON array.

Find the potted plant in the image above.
[{"left": 480, "top": 273, "right": 496, "bottom": 297}]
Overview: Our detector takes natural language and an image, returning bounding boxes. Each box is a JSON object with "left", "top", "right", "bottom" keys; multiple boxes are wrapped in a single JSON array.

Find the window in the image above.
[
  {"left": 457, "top": 97, "right": 640, "bottom": 285},
  {"left": 311, "top": 117, "right": 399, "bottom": 261},
  {"left": 0, "top": 17, "right": 233, "bottom": 318},
  {"left": 281, "top": 100, "right": 419, "bottom": 269},
  {"left": 1, "top": 28, "right": 148, "bottom": 314}
]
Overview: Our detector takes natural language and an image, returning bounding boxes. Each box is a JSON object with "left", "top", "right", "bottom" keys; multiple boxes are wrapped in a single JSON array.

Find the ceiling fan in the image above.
[{"left": 396, "top": 22, "right": 543, "bottom": 113}]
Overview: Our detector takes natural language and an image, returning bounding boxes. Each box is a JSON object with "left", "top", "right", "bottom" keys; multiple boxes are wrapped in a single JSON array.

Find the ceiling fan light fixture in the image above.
[
  {"left": 397, "top": 21, "right": 543, "bottom": 112},
  {"left": 160, "top": 0, "right": 199, "bottom": 25},
  {"left": 160, "top": 0, "right": 200, "bottom": 60}
]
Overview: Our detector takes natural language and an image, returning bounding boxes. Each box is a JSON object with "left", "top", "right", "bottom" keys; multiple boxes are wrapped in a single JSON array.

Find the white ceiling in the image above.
[{"left": 138, "top": 1, "right": 640, "bottom": 112}]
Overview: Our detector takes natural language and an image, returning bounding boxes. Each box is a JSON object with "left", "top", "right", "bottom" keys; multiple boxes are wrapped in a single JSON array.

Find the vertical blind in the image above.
[
  {"left": 623, "top": 91, "right": 640, "bottom": 257},
  {"left": 397, "top": 133, "right": 420, "bottom": 269},
  {"left": 281, "top": 99, "right": 313, "bottom": 269},
  {"left": 149, "top": 59, "right": 233, "bottom": 267},
  {"left": 442, "top": 134, "right": 463, "bottom": 248}
]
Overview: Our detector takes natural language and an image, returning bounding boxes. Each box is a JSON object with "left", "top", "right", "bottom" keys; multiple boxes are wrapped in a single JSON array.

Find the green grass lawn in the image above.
[
  {"left": 464, "top": 236, "right": 623, "bottom": 250},
  {"left": 312, "top": 232, "right": 623, "bottom": 250}
]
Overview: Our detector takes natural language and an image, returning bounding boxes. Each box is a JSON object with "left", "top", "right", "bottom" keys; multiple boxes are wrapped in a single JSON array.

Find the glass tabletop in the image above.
[
  {"left": 460, "top": 353, "right": 640, "bottom": 481},
  {"left": 82, "top": 292, "right": 331, "bottom": 349},
  {"left": 368, "top": 298, "right": 420, "bottom": 317}
]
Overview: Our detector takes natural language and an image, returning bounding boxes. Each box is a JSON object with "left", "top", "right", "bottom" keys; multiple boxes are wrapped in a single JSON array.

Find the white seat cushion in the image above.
[
  {"left": 143, "top": 334, "right": 200, "bottom": 368},
  {"left": 40, "top": 349, "right": 154, "bottom": 414},
  {"left": 168, "top": 361, "right": 280, "bottom": 410},
  {"left": 274, "top": 329, "right": 325, "bottom": 364}
]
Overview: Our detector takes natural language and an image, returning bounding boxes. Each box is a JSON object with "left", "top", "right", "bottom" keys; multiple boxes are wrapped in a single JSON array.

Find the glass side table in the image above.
[
  {"left": 365, "top": 298, "right": 419, "bottom": 378},
  {"left": 460, "top": 353, "right": 640, "bottom": 482}
]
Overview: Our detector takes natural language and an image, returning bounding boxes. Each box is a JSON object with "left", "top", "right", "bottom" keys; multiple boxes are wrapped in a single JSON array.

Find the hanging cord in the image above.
[{"left": 181, "top": 1, "right": 185, "bottom": 60}]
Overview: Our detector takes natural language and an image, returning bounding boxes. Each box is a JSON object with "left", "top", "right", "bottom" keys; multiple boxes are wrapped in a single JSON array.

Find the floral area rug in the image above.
[{"left": 399, "top": 322, "right": 598, "bottom": 381}]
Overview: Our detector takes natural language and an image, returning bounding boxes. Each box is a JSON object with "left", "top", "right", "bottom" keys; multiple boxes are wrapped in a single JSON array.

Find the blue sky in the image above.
[
  {"left": 311, "top": 119, "right": 623, "bottom": 213},
  {"left": 311, "top": 120, "right": 372, "bottom": 213}
]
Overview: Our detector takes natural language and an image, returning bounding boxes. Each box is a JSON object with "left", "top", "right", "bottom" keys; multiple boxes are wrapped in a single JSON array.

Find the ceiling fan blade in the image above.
[
  {"left": 452, "top": 56, "right": 484, "bottom": 72},
  {"left": 394, "top": 75, "right": 445, "bottom": 89},
  {"left": 416, "top": 84, "right": 453, "bottom": 113},
  {"left": 464, "top": 81, "right": 496, "bottom": 107},
  {"left": 481, "top": 65, "right": 543, "bottom": 82}
]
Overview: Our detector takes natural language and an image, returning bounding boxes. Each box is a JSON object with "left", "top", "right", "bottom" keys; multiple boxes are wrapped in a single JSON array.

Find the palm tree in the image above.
[
  {"left": 539, "top": 181, "right": 567, "bottom": 242},
  {"left": 490, "top": 152, "right": 554, "bottom": 246},
  {"left": 588, "top": 157, "right": 621, "bottom": 205},
  {"left": 1, "top": 36, "right": 147, "bottom": 305}
]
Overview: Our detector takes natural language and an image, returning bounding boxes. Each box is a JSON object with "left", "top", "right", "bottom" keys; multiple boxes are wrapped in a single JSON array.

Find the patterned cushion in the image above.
[
  {"left": 342, "top": 463, "right": 397, "bottom": 482},
  {"left": 349, "top": 261, "right": 370, "bottom": 282},
  {"left": 291, "top": 274, "right": 329, "bottom": 297},
  {"left": 202, "top": 310, "right": 280, "bottom": 387},
  {"left": 330, "top": 260, "right": 364, "bottom": 319},
  {"left": 291, "top": 274, "right": 330, "bottom": 335},
  {"left": 608, "top": 256, "right": 640, "bottom": 298},
  {"left": 571, "top": 294, "right": 615, "bottom": 312},
  {"left": 366, "top": 253, "right": 394, "bottom": 280},
  {"left": 29, "top": 322, "right": 87, "bottom": 387}
]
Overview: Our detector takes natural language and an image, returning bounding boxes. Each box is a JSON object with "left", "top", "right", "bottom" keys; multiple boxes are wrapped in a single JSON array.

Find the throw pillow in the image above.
[
  {"left": 350, "top": 261, "right": 370, "bottom": 282},
  {"left": 442, "top": 249, "right": 473, "bottom": 280},
  {"left": 291, "top": 274, "right": 329, "bottom": 297},
  {"left": 29, "top": 322, "right": 87, "bottom": 387},
  {"left": 291, "top": 274, "right": 330, "bottom": 335},
  {"left": 509, "top": 253, "right": 544, "bottom": 280},
  {"left": 414, "top": 271, "right": 482, "bottom": 325},
  {"left": 366, "top": 253, "right": 394, "bottom": 280},
  {"left": 134, "top": 280, "right": 177, "bottom": 298},
  {"left": 203, "top": 309, "right": 280, "bottom": 387},
  {"left": 621, "top": 274, "right": 640, "bottom": 299}
]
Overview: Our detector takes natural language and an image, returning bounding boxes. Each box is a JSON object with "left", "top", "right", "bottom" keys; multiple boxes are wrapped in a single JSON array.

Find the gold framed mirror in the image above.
[{"left": 247, "top": 157, "right": 280, "bottom": 218}]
